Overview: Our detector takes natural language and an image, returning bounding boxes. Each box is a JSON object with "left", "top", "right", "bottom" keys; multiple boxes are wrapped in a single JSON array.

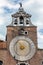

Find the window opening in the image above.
[
  {"left": 20, "top": 16, "right": 24, "bottom": 24},
  {"left": 26, "top": 20, "right": 29, "bottom": 24},
  {"left": 24, "top": 31, "right": 28, "bottom": 35},
  {"left": 20, "top": 63, "right": 26, "bottom": 65},
  {"left": 14, "top": 19, "right": 17, "bottom": 25}
]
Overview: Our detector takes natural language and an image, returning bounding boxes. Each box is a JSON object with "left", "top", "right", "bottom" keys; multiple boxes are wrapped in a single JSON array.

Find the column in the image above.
[
  {"left": 24, "top": 17, "right": 26, "bottom": 26},
  {"left": 17, "top": 17, "right": 20, "bottom": 26}
]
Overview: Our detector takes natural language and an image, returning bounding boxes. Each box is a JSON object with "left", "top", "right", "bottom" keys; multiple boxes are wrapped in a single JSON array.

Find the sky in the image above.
[{"left": 0, "top": 0, "right": 43, "bottom": 49}]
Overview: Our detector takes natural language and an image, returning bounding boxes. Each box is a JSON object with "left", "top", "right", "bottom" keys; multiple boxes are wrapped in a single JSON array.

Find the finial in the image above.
[{"left": 20, "top": 3, "right": 22, "bottom": 7}]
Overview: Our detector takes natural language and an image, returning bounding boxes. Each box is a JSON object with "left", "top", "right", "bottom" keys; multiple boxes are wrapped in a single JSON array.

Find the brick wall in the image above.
[{"left": 0, "top": 26, "right": 43, "bottom": 65}]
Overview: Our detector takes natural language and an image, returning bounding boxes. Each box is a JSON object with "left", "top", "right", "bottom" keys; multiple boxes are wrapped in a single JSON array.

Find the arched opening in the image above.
[
  {"left": 20, "top": 28, "right": 24, "bottom": 31},
  {"left": 42, "top": 61, "right": 43, "bottom": 64},
  {"left": 14, "top": 19, "right": 17, "bottom": 25},
  {"left": 17, "top": 62, "right": 29, "bottom": 65},
  {"left": 0, "top": 60, "right": 3, "bottom": 65},
  {"left": 18, "top": 28, "right": 24, "bottom": 35},
  {"left": 26, "top": 20, "right": 29, "bottom": 24},
  {"left": 20, "top": 63, "right": 26, "bottom": 65},
  {"left": 20, "top": 16, "right": 24, "bottom": 25}
]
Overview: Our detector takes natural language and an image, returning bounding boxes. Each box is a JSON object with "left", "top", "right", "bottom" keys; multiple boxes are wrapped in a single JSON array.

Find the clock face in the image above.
[
  {"left": 9, "top": 36, "right": 36, "bottom": 61},
  {"left": 14, "top": 40, "right": 30, "bottom": 56}
]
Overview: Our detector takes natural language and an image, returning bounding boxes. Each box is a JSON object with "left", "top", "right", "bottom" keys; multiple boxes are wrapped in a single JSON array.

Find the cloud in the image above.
[
  {"left": 32, "top": 19, "right": 43, "bottom": 32},
  {"left": 38, "top": 32, "right": 43, "bottom": 49},
  {"left": 0, "top": 8, "right": 5, "bottom": 14},
  {"left": 23, "top": 0, "right": 35, "bottom": 7},
  {"left": 36, "top": 0, "right": 43, "bottom": 5},
  {"left": 0, "top": 17, "right": 5, "bottom": 25},
  {"left": 0, "top": 34, "right": 5, "bottom": 41},
  {"left": 0, "top": 0, "right": 19, "bottom": 9},
  {"left": 0, "top": 16, "right": 11, "bottom": 25}
]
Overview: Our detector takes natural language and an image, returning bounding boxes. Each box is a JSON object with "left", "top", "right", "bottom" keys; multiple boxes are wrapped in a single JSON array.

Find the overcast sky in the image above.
[{"left": 0, "top": 0, "right": 43, "bottom": 49}]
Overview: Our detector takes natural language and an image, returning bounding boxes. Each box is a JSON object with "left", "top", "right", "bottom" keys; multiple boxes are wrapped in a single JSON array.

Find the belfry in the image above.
[{"left": 0, "top": 3, "right": 43, "bottom": 65}]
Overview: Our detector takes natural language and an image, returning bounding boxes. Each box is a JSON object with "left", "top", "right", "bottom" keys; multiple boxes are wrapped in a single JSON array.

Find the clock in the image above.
[
  {"left": 14, "top": 39, "right": 30, "bottom": 56},
  {"left": 9, "top": 36, "right": 36, "bottom": 61}
]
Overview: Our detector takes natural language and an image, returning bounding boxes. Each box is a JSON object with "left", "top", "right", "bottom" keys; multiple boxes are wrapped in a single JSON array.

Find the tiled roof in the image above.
[{"left": 0, "top": 41, "right": 7, "bottom": 49}]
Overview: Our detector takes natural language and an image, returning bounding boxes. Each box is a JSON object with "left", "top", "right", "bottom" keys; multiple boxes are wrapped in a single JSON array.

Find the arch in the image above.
[
  {"left": 20, "top": 16, "right": 24, "bottom": 24},
  {"left": 0, "top": 60, "right": 3, "bottom": 65},
  {"left": 17, "top": 62, "right": 30, "bottom": 65},
  {"left": 18, "top": 28, "right": 24, "bottom": 35},
  {"left": 20, "top": 16, "right": 23, "bottom": 20},
  {"left": 20, "top": 63, "right": 26, "bottom": 65}
]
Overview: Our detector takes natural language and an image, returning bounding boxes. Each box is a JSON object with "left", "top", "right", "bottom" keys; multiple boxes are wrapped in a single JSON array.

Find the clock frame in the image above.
[{"left": 9, "top": 36, "right": 36, "bottom": 61}]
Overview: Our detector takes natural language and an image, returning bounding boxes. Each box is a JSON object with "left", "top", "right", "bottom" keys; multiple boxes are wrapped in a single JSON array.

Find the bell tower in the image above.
[
  {"left": 11, "top": 3, "right": 33, "bottom": 26},
  {"left": 7, "top": 3, "right": 37, "bottom": 65}
]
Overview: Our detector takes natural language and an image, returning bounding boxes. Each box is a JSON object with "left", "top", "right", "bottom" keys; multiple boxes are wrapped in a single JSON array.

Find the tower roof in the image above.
[
  {"left": 12, "top": 3, "right": 31, "bottom": 18},
  {"left": 12, "top": 12, "right": 31, "bottom": 18},
  {"left": 7, "top": 3, "right": 35, "bottom": 27}
]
